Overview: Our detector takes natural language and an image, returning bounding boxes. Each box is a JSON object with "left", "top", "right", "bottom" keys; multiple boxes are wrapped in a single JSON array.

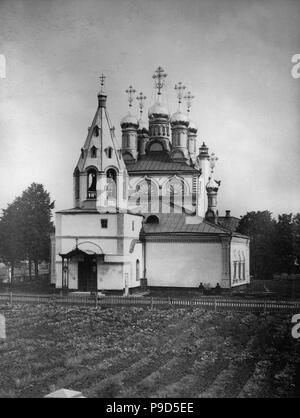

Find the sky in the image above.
[{"left": 0, "top": 0, "right": 299, "bottom": 219}]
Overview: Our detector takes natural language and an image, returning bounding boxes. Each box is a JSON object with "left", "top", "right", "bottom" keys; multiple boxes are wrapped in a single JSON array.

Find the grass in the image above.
[{"left": 0, "top": 303, "right": 299, "bottom": 398}]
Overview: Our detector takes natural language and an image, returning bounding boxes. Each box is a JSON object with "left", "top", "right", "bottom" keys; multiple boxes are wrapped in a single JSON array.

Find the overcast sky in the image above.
[{"left": 0, "top": 0, "right": 299, "bottom": 219}]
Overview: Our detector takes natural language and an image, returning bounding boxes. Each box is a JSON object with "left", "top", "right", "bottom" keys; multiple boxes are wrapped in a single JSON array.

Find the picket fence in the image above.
[{"left": 0, "top": 292, "right": 299, "bottom": 313}]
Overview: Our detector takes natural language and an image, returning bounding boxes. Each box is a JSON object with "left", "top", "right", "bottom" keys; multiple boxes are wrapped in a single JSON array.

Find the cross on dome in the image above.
[
  {"left": 174, "top": 82, "right": 186, "bottom": 105},
  {"left": 152, "top": 66, "right": 167, "bottom": 96},
  {"left": 125, "top": 85, "right": 136, "bottom": 108},
  {"left": 184, "top": 91, "right": 195, "bottom": 114},
  {"left": 99, "top": 73, "right": 106, "bottom": 93},
  {"left": 210, "top": 153, "right": 218, "bottom": 172},
  {"left": 136, "top": 92, "right": 147, "bottom": 117}
]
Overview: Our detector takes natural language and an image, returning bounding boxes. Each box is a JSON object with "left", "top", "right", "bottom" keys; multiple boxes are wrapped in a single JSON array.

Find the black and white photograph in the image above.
[{"left": 0, "top": 0, "right": 300, "bottom": 401}]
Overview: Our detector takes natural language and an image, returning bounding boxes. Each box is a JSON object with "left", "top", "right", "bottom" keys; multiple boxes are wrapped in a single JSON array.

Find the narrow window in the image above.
[
  {"left": 106, "top": 168, "right": 117, "bottom": 199},
  {"left": 93, "top": 125, "right": 99, "bottom": 137},
  {"left": 87, "top": 168, "right": 97, "bottom": 199},
  {"left": 233, "top": 262, "right": 237, "bottom": 282},
  {"left": 108, "top": 147, "right": 113, "bottom": 158},
  {"left": 74, "top": 169, "right": 80, "bottom": 200},
  {"left": 81, "top": 148, "right": 84, "bottom": 158},
  {"left": 132, "top": 221, "right": 134, "bottom": 231},
  {"left": 101, "top": 219, "right": 108, "bottom": 228},
  {"left": 136, "top": 259, "right": 140, "bottom": 281},
  {"left": 91, "top": 146, "right": 97, "bottom": 158}
]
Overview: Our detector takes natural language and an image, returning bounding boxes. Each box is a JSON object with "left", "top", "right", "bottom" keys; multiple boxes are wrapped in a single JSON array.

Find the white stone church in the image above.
[{"left": 51, "top": 67, "right": 250, "bottom": 294}]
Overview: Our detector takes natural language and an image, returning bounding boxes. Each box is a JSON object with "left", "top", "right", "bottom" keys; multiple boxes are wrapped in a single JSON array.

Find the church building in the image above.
[{"left": 51, "top": 67, "right": 250, "bottom": 293}]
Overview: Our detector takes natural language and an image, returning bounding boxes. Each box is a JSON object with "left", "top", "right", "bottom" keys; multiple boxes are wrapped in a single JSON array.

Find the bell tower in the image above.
[{"left": 73, "top": 75, "right": 129, "bottom": 213}]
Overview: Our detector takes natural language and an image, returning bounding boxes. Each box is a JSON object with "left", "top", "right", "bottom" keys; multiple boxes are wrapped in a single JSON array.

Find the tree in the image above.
[
  {"left": 0, "top": 197, "right": 25, "bottom": 283},
  {"left": 292, "top": 214, "right": 300, "bottom": 272},
  {"left": 0, "top": 183, "right": 54, "bottom": 281},
  {"left": 19, "top": 183, "right": 54, "bottom": 278},
  {"left": 273, "top": 214, "right": 294, "bottom": 274},
  {"left": 237, "top": 211, "right": 276, "bottom": 280}
]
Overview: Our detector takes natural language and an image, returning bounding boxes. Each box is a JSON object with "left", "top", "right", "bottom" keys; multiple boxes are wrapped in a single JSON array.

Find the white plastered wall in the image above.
[{"left": 146, "top": 240, "right": 223, "bottom": 287}]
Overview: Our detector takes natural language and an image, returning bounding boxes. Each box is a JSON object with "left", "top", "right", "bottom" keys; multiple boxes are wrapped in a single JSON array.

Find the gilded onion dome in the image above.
[
  {"left": 170, "top": 110, "right": 189, "bottom": 126},
  {"left": 120, "top": 112, "right": 139, "bottom": 128},
  {"left": 137, "top": 118, "right": 149, "bottom": 133},
  {"left": 148, "top": 101, "right": 169, "bottom": 119},
  {"left": 188, "top": 119, "right": 198, "bottom": 133}
]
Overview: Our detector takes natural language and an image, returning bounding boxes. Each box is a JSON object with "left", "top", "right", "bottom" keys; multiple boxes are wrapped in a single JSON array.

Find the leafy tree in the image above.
[
  {"left": 237, "top": 211, "right": 276, "bottom": 279},
  {"left": 0, "top": 197, "right": 25, "bottom": 282},
  {"left": 292, "top": 213, "right": 300, "bottom": 273},
  {"left": 0, "top": 183, "right": 54, "bottom": 281},
  {"left": 273, "top": 214, "right": 294, "bottom": 274},
  {"left": 19, "top": 183, "right": 54, "bottom": 278}
]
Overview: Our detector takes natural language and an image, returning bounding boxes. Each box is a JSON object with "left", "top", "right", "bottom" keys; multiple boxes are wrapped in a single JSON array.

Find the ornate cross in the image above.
[
  {"left": 184, "top": 91, "right": 195, "bottom": 114},
  {"left": 174, "top": 82, "right": 186, "bottom": 105},
  {"left": 99, "top": 73, "right": 106, "bottom": 90},
  {"left": 136, "top": 92, "right": 147, "bottom": 117},
  {"left": 125, "top": 85, "right": 136, "bottom": 108},
  {"left": 152, "top": 66, "right": 167, "bottom": 96},
  {"left": 210, "top": 153, "right": 218, "bottom": 172}
]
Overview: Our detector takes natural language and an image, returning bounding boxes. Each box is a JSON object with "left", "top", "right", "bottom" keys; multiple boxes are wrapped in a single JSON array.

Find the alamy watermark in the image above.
[{"left": 291, "top": 54, "right": 300, "bottom": 79}]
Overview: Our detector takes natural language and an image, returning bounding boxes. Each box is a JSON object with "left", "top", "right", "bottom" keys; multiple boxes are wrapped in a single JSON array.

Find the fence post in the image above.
[
  {"left": 9, "top": 292, "right": 12, "bottom": 306},
  {"left": 264, "top": 300, "right": 267, "bottom": 314},
  {"left": 214, "top": 298, "right": 217, "bottom": 312}
]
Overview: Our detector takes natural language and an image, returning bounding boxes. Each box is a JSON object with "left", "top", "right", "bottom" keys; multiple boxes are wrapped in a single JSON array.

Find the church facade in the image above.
[{"left": 51, "top": 68, "right": 250, "bottom": 293}]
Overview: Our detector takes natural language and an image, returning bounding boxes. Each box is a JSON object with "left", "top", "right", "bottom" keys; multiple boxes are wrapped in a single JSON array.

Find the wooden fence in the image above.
[{"left": 0, "top": 293, "right": 300, "bottom": 313}]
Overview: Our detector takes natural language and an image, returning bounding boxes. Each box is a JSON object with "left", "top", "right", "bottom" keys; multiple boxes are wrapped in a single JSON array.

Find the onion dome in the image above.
[
  {"left": 137, "top": 118, "right": 149, "bottom": 133},
  {"left": 120, "top": 113, "right": 138, "bottom": 128},
  {"left": 206, "top": 176, "right": 220, "bottom": 193},
  {"left": 148, "top": 101, "right": 169, "bottom": 119},
  {"left": 188, "top": 119, "right": 198, "bottom": 133},
  {"left": 170, "top": 110, "right": 189, "bottom": 126}
]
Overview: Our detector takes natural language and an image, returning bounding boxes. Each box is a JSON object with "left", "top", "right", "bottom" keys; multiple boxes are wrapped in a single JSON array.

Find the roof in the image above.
[
  {"left": 125, "top": 153, "right": 200, "bottom": 174},
  {"left": 142, "top": 213, "right": 230, "bottom": 235},
  {"left": 56, "top": 208, "right": 144, "bottom": 216},
  {"left": 218, "top": 216, "right": 240, "bottom": 232}
]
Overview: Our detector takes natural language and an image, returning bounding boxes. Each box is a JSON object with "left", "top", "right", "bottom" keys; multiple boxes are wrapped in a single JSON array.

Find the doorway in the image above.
[{"left": 78, "top": 255, "right": 97, "bottom": 291}]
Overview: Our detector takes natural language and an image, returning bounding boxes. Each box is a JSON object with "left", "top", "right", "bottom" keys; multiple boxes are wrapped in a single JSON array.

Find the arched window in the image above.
[
  {"left": 81, "top": 148, "right": 85, "bottom": 158},
  {"left": 136, "top": 259, "right": 140, "bottom": 281},
  {"left": 74, "top": 169, "right": 80, "bottom": 200},
  {"left": 105, "top": 147, "right": 113, "bottom": 159},
  {"left": 145, "top": 215, "right": 159, "bottom": 224},
  {"left": 87, "top": 168, "right": 97, "bottom": 199},
  {"left": 91, "top": 146, "right": 97, "bottom": 158},
  {"left": 93, "top": 125, "right": 99, "bottom": 137},
  {"left": 165, "top": 179, "right": 186, "bottom": 213},
  {"left": 149, "top": 142, "right": 163, "bottom": 152},
  {"left": 106, "top": 168, "right": 117, "bottom": 199}
]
